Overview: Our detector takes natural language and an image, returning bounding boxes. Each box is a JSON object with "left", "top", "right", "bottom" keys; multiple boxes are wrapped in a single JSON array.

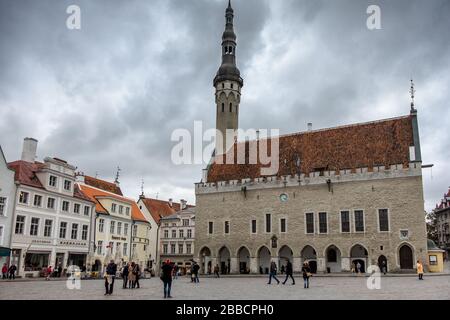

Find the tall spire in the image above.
[
  {"left": 410, "top": 79, "right": 416, "bottom": 112},
  {"left": 214, "top": 0, "right": 243, "bottom": 87}
]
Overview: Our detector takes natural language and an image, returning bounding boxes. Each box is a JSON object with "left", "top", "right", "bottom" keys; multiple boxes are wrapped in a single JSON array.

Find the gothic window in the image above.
[
  {"left": 222, "top": 103, "right": 224, "bottom": 113},
  {"left": 229, "top": 103, "right": 232, "bottom": 112},
  {"left": 225, "top": 46, "right": 228, "bottom": 54},
  {"left": 222, "top": 83, "right": 225, "bottom": 89},
  {"left": 229, "top": 46, "right": 233, "bottom": 54},
  {"left": 231, "top": 83, "right": 234, "bottom": 89},
  {"left": 327, "top": 249, "right": 337, "bottom": 262}
]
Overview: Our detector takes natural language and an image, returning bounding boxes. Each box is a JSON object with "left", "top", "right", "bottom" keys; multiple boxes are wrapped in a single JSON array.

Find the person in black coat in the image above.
[
  {"left": 121, "top": 263, "right": 129, "bottom": 289},
  {"left": 282, "top": 260, "right": 295, "bottom": 285},
  {"left": 104, "top": 260, "right": 117, "bottom": 295},
  {"left": 267, "top": 261, "right": 280, "bottom": 285},
  {"left": 8, "top": 264, "right": 17, "bottom": 280},
  {"left": 302, "top": 262, "right": 311, "bottom": 289},
  {"left": 161, "top": 259, "right": 173, "bottom": 298},
  {"left": 192, "top": 262, "right": 200, "bottom": 283}
]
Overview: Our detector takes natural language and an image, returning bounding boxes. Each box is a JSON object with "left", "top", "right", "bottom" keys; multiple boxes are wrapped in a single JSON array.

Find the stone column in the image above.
[
  {"left": 341, "top": 257, "right": 351, "bottom": 272},
  {"left": 293, "top": 257, "right": 302, "bottom": 273},
  {"left": 49, "top": 249, "right": 56, "bottom": 270},
  {"left": 230, "top": 257, "right": 238, "bottom": 274},
  {"left": 249, "top": 257, "right": 258, "bottom": 274},
  {"left": 317, "top": 258, "right": 326, "bottom": 273}
]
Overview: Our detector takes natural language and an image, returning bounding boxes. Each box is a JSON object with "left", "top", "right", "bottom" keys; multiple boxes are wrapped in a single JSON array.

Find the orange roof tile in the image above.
[
  {"left": 84, "top": 175, "right": 123, "bottom": 196},
  {"left": 140, "top": 198, "right": 194, "bottom": 224},
  {"left": 78, "top": 184, "right": 148, "bottom": 223}
]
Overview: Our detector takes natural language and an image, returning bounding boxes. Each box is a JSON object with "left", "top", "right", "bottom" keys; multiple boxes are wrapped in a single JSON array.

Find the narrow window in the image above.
[
  {"left": 30, "top": 217, "right": 39, "bottom": 236},
  {"left": 224, "top": 221, "right": 230, "bottom": 234},
  {"left": 59, "top": 222, "right": 67, "bottom": 239},
  {"left": 229, "top": 103, "right": 232, "bottom": 112},
  {"left": 251, "top": 220, "right": 257, "bottom": 234},
  {"left": 44, "top": 220, "right": 52, "bottom": 237},
  {"left": 379, "top": 209, "right": 389, "bottom": 231},
  {"left": 319, "top": 212, "right": 327, "bottom": 233},
  {"left": 265, "top": 214, "right": 271, "bottom": 233},
  {"left": 341, "top": 211, "right": 350, "bottom": 233},
  {"left": 280, "top": 218, "right": 287, "bottom": 233},
  {"left": 15, "top": 216, "right": 25, "bottom": 234},
  {"left": 305, "top": 213, "right": 314, "bottom": 234},
  {"left": 208, "top": 221, "right": 214, "bottom": 234},
  {"left": 354, "top": 210, "right": 365, "bottom": 232},
  {"left": 221, "top": 103, "right": 225, "bottom": 113}
]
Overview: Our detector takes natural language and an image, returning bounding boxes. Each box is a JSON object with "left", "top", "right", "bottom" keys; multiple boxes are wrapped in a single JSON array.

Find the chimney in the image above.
[
  {"left": 168, "top": 198, "right": 173, "bottom": 208},
  {"left": 307, "top": 123, "right": 313, "bottom": 132},
  {"left": 180, "top": 199, "right": 187, "bottom": 210},
  {"left": 202, "top": 168, "right": 208, "bottom": 182},
  {"left": 21, "top": 137, "right": 38, "bottom": 163}
]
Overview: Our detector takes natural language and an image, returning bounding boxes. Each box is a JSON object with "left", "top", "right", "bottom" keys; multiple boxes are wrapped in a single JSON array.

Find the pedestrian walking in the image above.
[
  {"left": 302, "top": 262, "right": 311, "bottom": 289},
  {"left": 282, "top": 260, "right": 295, "bottom": 285},
  {"left": 161, "top": 259, "right": 173, "bottom": 298},
  {"left": 121, "top": 263, "right": 129, "bottom": 289},
  {"left": 173, "top": 265, "right": 178, "bottom": 280},
  {"left": 128, "top": 262, "right": 136, "bottom": 288},
  {"left": 46, "top": 265, "right": 52, "bottom": 280},
  {"left": 214, "top": 264, "right": 220, "bottom": 278},
  {"left": 381, "top": 261, "right": 387, "bottom": 275},
  {"left": 356, "top": 262, "right": 362, "bottom": 275},
  {"left": 192, "top": 262, "right": 200, "bottom": 283},
  {"left": 104, "top": 260, "right": 117, "bottom": 295},
  {"left": 267, "top": 261, "right": 280, "bottom": 285},
  {"left": 8, "top": 264, "right": 17, "bottom": 280},
  {"left": 134, "top": 263, "right": 141, "bottom": 288},
  {"left": 2, "top": 263, "right": 8, "bottom": 279},
  {"left": 417, "top": 260, "right": 424, "bottom": 280}
]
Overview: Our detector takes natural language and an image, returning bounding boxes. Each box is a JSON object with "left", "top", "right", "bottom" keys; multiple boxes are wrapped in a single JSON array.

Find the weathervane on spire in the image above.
[
  {"left": 140, "top": 179, "right": 144, "bottom": 197},
  {"left": 114, "top": 166, "right": 121, "bottom": 184},
  {"left": 410, "top": 79, "right": 416, "bottom": 112}
]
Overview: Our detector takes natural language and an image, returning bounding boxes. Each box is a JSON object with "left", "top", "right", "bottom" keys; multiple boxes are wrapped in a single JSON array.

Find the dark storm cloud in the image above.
[{"left": 0, "top": 0, "right": 449, "bottom": 210}]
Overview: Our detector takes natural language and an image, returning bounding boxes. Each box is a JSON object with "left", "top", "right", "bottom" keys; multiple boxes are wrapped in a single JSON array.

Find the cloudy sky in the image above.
[{"left": 0, "top": 0, "right": 449, "bottom": 211}]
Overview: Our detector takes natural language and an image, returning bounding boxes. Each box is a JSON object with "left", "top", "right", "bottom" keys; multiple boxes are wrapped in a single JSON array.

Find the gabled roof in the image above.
[
  {"left": 140, "top": 197, "right": 195, "bottom": 224},
  {"left": 84, "top": 175, "right": 123, "bottom": 196},
  {"left": 78, "top": 183, "right": 148, "bottom": 223},
  {"left": 207, "top": 115, "right": 415, "bottom": 182},
  {"left": 8, "top": 160, "right": 45, "bottom": 189}
]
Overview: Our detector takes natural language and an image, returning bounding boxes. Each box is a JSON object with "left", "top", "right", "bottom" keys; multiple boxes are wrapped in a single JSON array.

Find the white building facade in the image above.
[
  {"left": 9, "top": 139, "right": 95, "bottom": 277},
  {"left": 0, "top": 145, "right": 16, "bottom": 267}
]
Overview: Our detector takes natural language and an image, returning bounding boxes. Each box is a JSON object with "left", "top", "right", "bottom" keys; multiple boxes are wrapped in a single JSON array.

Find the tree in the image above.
[{"left": 425, "top": 210, "right": 438, "bottom": 243}]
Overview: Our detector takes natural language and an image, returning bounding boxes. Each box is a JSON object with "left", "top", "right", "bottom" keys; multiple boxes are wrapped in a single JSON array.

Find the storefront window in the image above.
[{"left": 24, "top": 253, "right": 49, "bottom": 272}]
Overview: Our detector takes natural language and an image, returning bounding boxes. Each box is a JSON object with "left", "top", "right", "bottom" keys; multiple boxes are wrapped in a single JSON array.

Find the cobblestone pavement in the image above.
[{"left": 0, "top": 275, "right": 449, "bottom": 300}]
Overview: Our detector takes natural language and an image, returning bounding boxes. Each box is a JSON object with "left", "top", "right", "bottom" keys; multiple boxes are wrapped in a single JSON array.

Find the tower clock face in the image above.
[{"left": 279, "top": 193, "right": 288, "bottom": 202}]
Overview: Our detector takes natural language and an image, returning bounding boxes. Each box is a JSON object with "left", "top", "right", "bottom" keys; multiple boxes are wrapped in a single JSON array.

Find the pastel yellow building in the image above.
[{"left": 427, "top": 239, "right": 445, "bottom": 273}]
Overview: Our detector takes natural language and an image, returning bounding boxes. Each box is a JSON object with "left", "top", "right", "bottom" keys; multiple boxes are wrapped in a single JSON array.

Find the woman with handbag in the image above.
[{"left": 302, "top": 262, "right": 311, "bottom": 289}]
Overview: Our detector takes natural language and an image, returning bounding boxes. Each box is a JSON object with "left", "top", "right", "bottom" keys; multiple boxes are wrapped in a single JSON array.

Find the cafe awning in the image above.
[{"left": 0, "top": 247, "right": 11, "bottom": 257}]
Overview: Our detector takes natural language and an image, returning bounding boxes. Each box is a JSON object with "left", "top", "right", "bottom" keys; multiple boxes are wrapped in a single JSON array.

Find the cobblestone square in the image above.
[{"left": 1, "top": 275, "right": 449, "bottom": 300}]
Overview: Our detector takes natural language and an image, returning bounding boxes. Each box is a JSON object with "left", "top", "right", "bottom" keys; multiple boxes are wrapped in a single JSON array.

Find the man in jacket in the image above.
[
  {"left": 267, "top": 261, "right": 280, "bottom": 285},
  {"left": 282, "top": 260, "right": 295, "bottom": 285},
  {"left": 192, "top": 262, "right": 200, "bottom": 283},
  {"left": 8, "top": 264, "right": 17, "bottom": 280},
  {"left": 104, "top": 260, "right": 117, "bottom": 295},
  {"left": 121, "top": 263, "right": 129, "bottom": 289},
  {"left": 161, "top": 259, "right": 173, "bottom": 298}
]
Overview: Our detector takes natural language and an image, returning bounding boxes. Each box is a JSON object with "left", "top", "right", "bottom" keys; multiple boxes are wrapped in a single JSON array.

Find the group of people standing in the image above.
[
  {"left": 267, "top": 260, "right": 312, "bottom": 289},
  {"left": 103, "top": 260, "right": 142, "bottom": 296},
  {"left": 2, "top": 263, "right": 17, "bottom": 280}
]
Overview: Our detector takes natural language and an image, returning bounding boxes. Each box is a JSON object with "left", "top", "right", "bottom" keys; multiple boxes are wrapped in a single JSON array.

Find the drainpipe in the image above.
[{"left": 155, "top": 221, "right": 161, "bottom": 275}]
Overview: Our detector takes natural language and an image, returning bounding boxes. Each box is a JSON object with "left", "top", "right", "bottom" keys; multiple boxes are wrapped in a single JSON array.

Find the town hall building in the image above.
[{"left": 194, "top": 1, "right": 428, "bottom": 274}]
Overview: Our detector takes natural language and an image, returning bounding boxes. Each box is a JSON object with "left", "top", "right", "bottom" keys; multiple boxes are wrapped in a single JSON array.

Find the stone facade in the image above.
[{"left": 194, "top": 163, "right": 428, "bottom": 274}]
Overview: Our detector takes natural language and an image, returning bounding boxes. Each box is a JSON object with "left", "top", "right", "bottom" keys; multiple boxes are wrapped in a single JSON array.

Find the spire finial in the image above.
[
  {"left": 410, "top": 79, "right": 416, "bottom": 112},
  {"left": 140, "top": 179, "right": 144, "bottom": 197},
  {"left": 228, "top": 0, "right": 232, "bottom": 8},
  {"left": 114, "top": 166, "right": 121, "bottom": 183}
]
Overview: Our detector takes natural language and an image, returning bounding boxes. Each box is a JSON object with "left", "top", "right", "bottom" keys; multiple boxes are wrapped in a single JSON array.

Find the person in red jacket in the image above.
[
  {"left": 2, "top": 263, "right": 8, "bottom": 279},
  {"left": 46, "top": 265, "right": 53, "bottom": 280}
]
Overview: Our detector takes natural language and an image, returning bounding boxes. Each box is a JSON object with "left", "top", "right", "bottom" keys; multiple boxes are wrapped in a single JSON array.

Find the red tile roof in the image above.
[
  {"left": 207, "top": 115, "right": 415, "bottom": 182},
  {"left": 78, "top": 183, "right": 148, "bottom": 222},
  {"left": 8, "top": 160, "right": 45, "bottom": 189},
  {"left": 140, "top": 198, "right": 194, "bottom": 224},
  {"left": 84, "top": 175, "right": 123, "bottom": 196},
  {"left": 7, "top": 160, "right": 94, "bottom": 203}
]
